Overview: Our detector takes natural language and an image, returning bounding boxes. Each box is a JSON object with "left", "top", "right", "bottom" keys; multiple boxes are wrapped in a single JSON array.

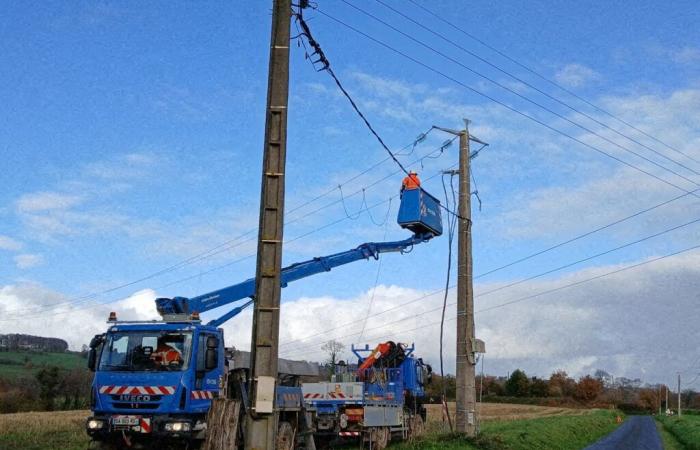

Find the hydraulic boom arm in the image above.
[
  {"left": 155, "top": 186, "right": 443, "bottom": 328},
  {"left": 156, "top": 232, "right": 433, "bottom": 327}
]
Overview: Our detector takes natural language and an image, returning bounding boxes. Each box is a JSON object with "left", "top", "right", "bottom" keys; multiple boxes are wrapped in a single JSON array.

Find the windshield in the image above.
[{"left": 98, "top": 331, "right": 192, "bottom": 372}]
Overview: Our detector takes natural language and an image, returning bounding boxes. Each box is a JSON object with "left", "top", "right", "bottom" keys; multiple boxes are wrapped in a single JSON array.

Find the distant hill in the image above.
[
  {"left": 0, "top": 351, "right": 86, "bottom": 380},
  {"left": 0, "top": 334, "right": 68, "bottom": 353}
]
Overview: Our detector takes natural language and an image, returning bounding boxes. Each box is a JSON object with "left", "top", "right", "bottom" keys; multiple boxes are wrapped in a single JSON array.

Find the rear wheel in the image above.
[
  {"left": 276, "top": 421, "right": 295, "bottom": 450},
  {"left": 369, "top": 427, "right": 389, "bottom": 450}
]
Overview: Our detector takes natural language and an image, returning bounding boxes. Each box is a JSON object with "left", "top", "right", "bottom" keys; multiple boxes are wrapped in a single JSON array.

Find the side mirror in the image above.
[
  {"left": 205, "top": 348, "right": 218, "bottom": 370},
  {"left": 87, "top": 334, "right": 104, "bottom": 372},
  {"left": 89, "top": 334, "right": 104, "bottom": 349},
  {"left": 87, "top": 349, "right": 97, "bottom": 371}
]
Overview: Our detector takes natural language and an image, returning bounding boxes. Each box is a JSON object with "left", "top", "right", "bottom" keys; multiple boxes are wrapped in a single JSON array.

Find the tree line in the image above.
[{"left": 425, "top": 368, "right": 700, "bottom": 413}]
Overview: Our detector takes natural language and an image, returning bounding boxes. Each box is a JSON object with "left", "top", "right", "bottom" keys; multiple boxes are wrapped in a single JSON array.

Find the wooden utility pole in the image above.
[
  {"left": 246, "top": 0, "right": 291, "bottom": 448},
  {"left": 456, "top": 119, "right": 476, "bottom": 437},
  {"left": 678, "top": 373, "right": 682, "bottom": 417}
]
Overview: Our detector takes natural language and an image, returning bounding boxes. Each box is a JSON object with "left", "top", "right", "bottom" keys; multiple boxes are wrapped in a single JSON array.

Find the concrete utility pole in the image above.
[
  {"left": 434, "top": 120, "right": 485, "bottom": 437},
  {"left": 246, "top": 0, "right": 291, "bottom": 448},
  {"left": 678, "top": 373, "right": 682, "bottom": 417},
  {"left": 456, "top": 120, "right": 476, "bottom": 437}
]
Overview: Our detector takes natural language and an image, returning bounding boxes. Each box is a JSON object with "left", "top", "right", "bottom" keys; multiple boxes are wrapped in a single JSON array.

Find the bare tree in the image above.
[{"left": 321, "top": 340, "right": 345, "bottom": 377}]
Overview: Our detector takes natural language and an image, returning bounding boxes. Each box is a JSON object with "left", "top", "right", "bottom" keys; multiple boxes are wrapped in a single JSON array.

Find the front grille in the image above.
[
  {"left": 111, "top": 402, "right": 161, "bottom": 410},
  {"left": 110, "top": 395, "right": 163, "bottom": 401}
]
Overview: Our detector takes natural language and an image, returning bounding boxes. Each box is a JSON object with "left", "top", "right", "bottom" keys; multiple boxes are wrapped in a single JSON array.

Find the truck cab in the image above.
[{"left": 86, "top": 316, "right": 224, "bottom": 445}]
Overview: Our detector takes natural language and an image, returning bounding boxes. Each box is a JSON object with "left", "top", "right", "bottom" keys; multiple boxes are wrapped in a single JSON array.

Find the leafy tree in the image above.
[
  {"left": 548, "top": 370, "right": 576, "bottom": 397},
  {"left": 62, "top": 368, "right": 92, "bottom": 409},
  {"left": 530, "top": 377, "right": 548, "bottom": 397},
  {"left": 574, "top": 375, "right": 603, "bottom": 403},
  {"left": 36, "top": 366, "right": 63, "bottom": 411},
  {"left": 637, "top": 388, "right": 660, "bottom": 412},
  {"left": 477, "top": 375, "right": 504, "bottom": 397},
  {"left": 505, "top": 369, "right": 530, "bottom": 397},
  {"left": 425, "top": 374, "right": 456, "bottom": 401}
]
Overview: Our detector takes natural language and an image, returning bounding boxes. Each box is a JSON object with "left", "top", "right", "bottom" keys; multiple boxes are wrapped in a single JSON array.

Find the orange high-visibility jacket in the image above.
[
  {"left": 402, "top": 174, "right": 421, "bottom": 190},
  {"left": 152, "top": 344, "right": 182, "bottom": 366}
]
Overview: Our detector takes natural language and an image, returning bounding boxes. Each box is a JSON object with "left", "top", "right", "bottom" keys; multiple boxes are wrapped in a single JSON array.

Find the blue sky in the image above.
[{"left": 1, "top": 1, "right": 699, "bottom": 387}]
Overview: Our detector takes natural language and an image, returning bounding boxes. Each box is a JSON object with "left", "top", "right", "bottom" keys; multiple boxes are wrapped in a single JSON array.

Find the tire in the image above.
[
  {"left": 369, "top": 427, "right": 389, "bottom": 450},
  {"left": 409, "top": 414, "right": 425, "bottom": 439},
  {"left": 276, "top": 421, "right": 295, "bottom": 450},
  {"left": 88, "top": 440, "right": 116, "bottom": 450}
]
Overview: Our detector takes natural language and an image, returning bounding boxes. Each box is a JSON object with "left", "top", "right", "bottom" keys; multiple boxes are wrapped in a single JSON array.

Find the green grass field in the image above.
[
  {"left": 395, "top": 409, "right": 622, "bottom": 450},
  {"left": 0, "top": 351, "right": 86, "bottom": 379},
  {"left": 658, "top": 414, "right": 700, "bottom": 449}
]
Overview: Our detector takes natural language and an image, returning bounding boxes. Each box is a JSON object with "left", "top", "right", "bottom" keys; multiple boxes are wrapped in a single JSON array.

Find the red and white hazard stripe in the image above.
[
  {"left": 99, "top": 385, "right": 176, "bottom": 395},
  {"left": 190, "top": 390, "right": 217, "bottom": 400},
  {"left": 303, "top": 393, "right": 322, "bottom": 399},
  {"left": 328, "top": 392, "right": 348, "bottom": 399},
  {"left": 139, "top": 418, "right": 151, "bottom": 433},
  {"left": 339, "top": 431, "right": 360, "bottom": 437},
  {"left": 282, "top": 393, "right": 299, "bottom": 402}
]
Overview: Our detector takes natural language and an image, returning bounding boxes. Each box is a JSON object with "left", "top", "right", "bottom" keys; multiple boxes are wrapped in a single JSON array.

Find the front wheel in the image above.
[
  {"left": 276, "top": 421, "right": 295, "bottom": 450},
  {"left": 409, "top": 414, "right": 425, "bottom": 439}
]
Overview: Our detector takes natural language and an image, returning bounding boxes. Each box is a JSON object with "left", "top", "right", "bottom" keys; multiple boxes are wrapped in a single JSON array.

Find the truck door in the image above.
[{"left": 192, "top": 331, "right": 223, "bottom": 405}]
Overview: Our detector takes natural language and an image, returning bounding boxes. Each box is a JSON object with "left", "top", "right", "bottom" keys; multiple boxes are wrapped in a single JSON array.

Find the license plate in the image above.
[{"left": 112, "top": 415, "right": 140, "bottom": 426}]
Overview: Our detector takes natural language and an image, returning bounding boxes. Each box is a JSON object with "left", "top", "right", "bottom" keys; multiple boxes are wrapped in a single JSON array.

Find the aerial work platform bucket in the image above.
[{"left": 397, "top": 188, "right": 443, "bottom": 237}]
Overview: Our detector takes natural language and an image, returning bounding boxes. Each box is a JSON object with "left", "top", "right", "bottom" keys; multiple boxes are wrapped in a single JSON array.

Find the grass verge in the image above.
[
  {"left": 395, "top": 409, "right": 621, "bottom": 450},
  {"left": 654, "top": 418, "right": 684, "bottom": 450},
  {"left": 658, "top": 414, "right": 700, "bottom": 449}
]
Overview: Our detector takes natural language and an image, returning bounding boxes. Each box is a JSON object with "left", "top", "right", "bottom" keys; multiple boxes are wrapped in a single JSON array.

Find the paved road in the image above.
[{"left": 585, "top": 416, "right": 662, "bottom": 450}]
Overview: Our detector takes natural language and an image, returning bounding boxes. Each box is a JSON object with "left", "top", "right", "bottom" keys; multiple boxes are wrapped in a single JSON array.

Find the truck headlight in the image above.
[
  {"left": 87, "top": 419, "right": 105, "bottom": 430},
  {"left": 165, "top": 422, "right": 191, "bottom": 432}
]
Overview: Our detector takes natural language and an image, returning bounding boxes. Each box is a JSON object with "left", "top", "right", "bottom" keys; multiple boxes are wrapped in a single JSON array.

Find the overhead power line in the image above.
[
  {"left": 336, "top": 1, "right": 700, "bottom": 186},
  {"left": 280, "top": 185, "right": 700, "bottom": 349},
  {"left": 294, "top": 9, "right": 485, "bottom": 222},
  {"left": 313, "top": 8, "right": 700, "bottom": 199},
  {"left": 2, "top": 160, "right": 458, "bottom": 320},
  {"left": 405, "top": 0, "right": 700, "bottom": 167},
  {"left": 369, "top": 0, "right": 700, "bottom": 175},
  {"left": 279, "top": 213, "right": 700, "bottom": 356},
  {"left": 282, "top": 241, "right": 700, "bottom": 361},
  {"left": 477, "top": 241, "right": 700, "bottom": 313},
  {"left": 477, "top": 213, "right": 700, "bottom": 298}
]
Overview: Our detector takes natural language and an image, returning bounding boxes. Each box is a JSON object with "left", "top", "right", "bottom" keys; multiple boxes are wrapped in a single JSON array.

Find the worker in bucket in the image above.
[{"left": 401, "top": 170, "right": 421, "bottom": 196}]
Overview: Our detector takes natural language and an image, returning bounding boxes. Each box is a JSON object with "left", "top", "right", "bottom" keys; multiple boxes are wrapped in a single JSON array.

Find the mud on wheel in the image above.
[{"left": 276, "top": 421, "right": 295, "bottom": 450}]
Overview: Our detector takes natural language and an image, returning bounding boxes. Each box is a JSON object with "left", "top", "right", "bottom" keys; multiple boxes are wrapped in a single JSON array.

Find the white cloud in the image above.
[
  {"left": 554, "top": 63, "right": 602, "bottom": 88},
  {"left": 493, "top": 87, "right": 700, "bottom": 241},
  {"left": 672, "top": 47, "right": 700, "bottom": 65},
  {"left": 0, "top": 284, "right": 158, "bottom": 350},
  {"left": 2, "top": 247, "right": 699, "bottom": 388},
  {"left": 0, "top": 235, "right": 23, "bottom": 251},
  {"left": 16, "top": 191, "right": 83, "bottom": 213},
  {"left": 204, "top": 251, "right": 700, "bottom": 388},
  {"left": 14, "top": 253, "right": 44, "bottom": 269},
  {"left": 649, "top": 44, "right": 700, "bottom": 66}
]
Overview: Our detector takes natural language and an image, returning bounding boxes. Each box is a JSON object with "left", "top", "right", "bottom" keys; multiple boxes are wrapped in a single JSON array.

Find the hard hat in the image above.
[{"left": 409, "top": 170, "right": 417, "bottom": 175}]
